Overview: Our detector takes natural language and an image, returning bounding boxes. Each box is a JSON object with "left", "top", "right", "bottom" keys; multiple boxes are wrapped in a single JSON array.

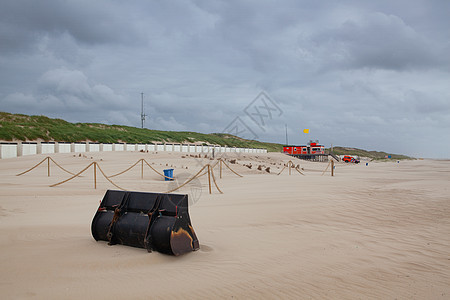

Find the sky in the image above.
[{"left": 0, "top": 0, "right": 449, "bottom": 158}]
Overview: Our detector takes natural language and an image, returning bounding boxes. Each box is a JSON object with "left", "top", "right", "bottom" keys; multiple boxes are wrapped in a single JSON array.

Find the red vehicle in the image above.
[{"left": 342, "top": 155, "right": 360, "bottom": 163}]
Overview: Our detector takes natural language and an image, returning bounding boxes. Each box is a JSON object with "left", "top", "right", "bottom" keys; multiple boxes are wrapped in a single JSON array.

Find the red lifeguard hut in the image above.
[{"left": 283, "top": 140, "right": 327, "bottom": 161}]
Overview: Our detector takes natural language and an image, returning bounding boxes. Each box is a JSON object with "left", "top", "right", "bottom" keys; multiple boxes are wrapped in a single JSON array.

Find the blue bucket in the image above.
[{"left": 163, "top": 169, "right": 174, "bottom": 181}]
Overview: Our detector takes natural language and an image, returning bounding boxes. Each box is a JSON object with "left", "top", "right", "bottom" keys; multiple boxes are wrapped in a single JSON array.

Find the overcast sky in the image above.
[{"left": 1, "top": 0, "right": 449, "bottom": 158}]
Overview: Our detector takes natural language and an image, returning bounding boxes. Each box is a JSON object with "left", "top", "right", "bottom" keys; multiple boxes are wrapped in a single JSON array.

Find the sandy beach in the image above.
[{"left": 0, "top": 151, "right": 449, "bottom": 299}]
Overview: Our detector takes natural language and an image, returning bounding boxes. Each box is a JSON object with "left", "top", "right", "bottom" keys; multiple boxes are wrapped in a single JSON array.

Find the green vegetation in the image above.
[
  {"left": 329, "top": 146, "right": 412, "bottom": 160},
  {"left": 0, "top": 112, "right": 413, "bottom": 158},
  {"left": 0, "top": 112, "right": 283, "bottom": 152}
]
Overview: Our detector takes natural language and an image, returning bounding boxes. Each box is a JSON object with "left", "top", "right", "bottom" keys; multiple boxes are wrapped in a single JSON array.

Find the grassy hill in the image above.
[
  {"left": 0, "top": 112, "right": 413, "bottom": 159},
  {"left": 0, "top": 112, "right": 283, "bottom": 151}
]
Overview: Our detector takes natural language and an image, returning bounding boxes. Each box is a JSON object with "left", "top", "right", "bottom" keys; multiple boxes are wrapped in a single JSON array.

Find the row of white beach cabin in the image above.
[{"left": 0, "top": 142, "right": 267, "bottom": 159}]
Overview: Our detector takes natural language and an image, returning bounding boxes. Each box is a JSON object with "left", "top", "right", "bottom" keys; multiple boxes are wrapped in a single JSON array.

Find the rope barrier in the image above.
[
  {"left": 16, "top": 157, "right": 48, "bottom": 176},
  {"left": 277, "top": 165, "right": 287, "bottom": 175},
  {"left": 108, "top": 159, "right": 142, "bottom": 178},
  {"left": 216, "top": 158, "right": 243, "bottom": 177},
  {"left": 108, "top": 158, "right": 174, "bottom": 180},
  {"left": 294, "top": 166, "right": 306, "bottom": 176},
  {"left": 49, "top": 157, "right": 77, "bottom": 176},
  {"left": 302, "top": 168, "right": 322, "bottom": 172},
  {"left": 166, "top": 165, "right": 208, "bottom": 193},
  {"left": 321, "top": 161, "right": 332, "bottom": 176},
  {"left": 143, "top": 159, "right": 174, "bottom": 180},
  {"left": 195, "top": 168, "right": 209, "bottom": 178},
  {"left": 210, "top": 159, "right": 220, "bottom": 169},
  {"left": 49, "top": 161, "right": 125, "bottom": 190},
  {"left": 14, "top": 155, "right": 256, "bottom": 193},
  {"left": 42, "top": 157, "right": 225, "bottom": 192},
  {"left": 16, "top": 156, "right": 77, "bottom": 176},
  {"left": 95, "top": 163, "right": 125, "bottom": 190},
  {"left": 50, "top": 162, "right": 95, "bottom": 187},
  {"left": 165, "top": 163, "right": 224, "bottom": 194},
  {"left": 277, "top": 161, "right": 305, "bottom": 176},
  {"left": 209, "top": 165, "right": 223, "bottom": 194}
]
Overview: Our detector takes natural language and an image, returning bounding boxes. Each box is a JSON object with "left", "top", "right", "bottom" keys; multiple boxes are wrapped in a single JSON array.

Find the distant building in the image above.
[{"left": 283, "top": 140, "right": 327, "bottom": 161}]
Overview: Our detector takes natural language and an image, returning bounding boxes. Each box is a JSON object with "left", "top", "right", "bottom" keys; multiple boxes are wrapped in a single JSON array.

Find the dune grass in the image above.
[
  {"left": 0, "top": 112, "right": 412, "bottom": 158},
  {"left": 0, "top": 112, "right": 283, "bottom": 151}
]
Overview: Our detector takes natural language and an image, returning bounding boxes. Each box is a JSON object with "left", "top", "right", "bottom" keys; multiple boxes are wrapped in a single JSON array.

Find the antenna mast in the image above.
[
  {"left": 285, "top": 124, "right": 288, "bottom": 145},
  {"left": 140, "top": 92, "right": 147, "bottom": 129}
]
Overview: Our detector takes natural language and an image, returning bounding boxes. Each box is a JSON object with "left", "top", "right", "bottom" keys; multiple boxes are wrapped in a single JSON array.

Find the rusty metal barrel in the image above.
[{"left": 91, "top": 190, "right": 199, "bottom": 256}]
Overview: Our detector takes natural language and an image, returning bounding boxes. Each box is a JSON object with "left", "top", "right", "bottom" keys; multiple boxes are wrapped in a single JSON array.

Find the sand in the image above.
[{"left": 0, "top": 152, "right": 449, "bottom": 299}]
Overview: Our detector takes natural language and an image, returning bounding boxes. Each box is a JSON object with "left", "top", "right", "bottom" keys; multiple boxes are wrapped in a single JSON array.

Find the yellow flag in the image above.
[{"left": 303, "top": 129, "right": 309, "bottom": 133}]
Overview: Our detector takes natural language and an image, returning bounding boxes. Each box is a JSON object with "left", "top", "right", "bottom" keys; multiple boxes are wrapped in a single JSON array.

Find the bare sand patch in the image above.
[{"left": 1, "top": 153, "right": 449, "bottom": 299}]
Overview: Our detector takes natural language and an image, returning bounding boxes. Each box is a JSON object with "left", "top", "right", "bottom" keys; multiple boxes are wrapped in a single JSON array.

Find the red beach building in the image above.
[{"left": 283, "top": 140, "right": 327, "bottom": 161}]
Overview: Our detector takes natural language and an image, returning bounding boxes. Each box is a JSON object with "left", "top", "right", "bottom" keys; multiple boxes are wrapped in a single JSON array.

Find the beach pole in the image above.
[
  {"left": 94, "top": 162, "right": 97, "bottom": 189},
  {"left": 141, "top": 159, "right": 144, "bottom": 179},
  {"left": 207, "top": 165, "right": 212, "bottom": 194},
  {"left": 47, "top": 156, "right": 50, "bottom": 177},
  {"left": 331, "top": 160, "right": 334, "bottom": 177},
  {"left": 220, "top": 159, "right": 222, "bottom": 179}
]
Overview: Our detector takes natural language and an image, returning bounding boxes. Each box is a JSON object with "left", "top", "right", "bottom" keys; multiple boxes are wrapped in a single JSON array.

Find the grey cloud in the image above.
[
  {"left": 2, "top": 68, "right": 129, "bottom": 122},
  {"left": 308, "top": 12, "right": 444, "bottom": 71},
  {"left": 404, "top": 89, "right": 450, "bottom": 115},
  {"left": 0, "top": 0, "right": 140, "bottom": 55},
  {"left": 0, "top": 0, "right": 449, "bottom": 158}
]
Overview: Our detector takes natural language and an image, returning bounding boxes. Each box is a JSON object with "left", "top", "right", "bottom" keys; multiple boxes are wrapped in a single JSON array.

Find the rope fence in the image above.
[
  {"left": 321, "top": 160, "right": 335, "bottom": 176},
  {"left": 46, "top": 159, "right": 229, "bottom": 194},
  {"left": 15, "top": 155, "right": 335, "bottom": 194},
  {"left": 166, "top": 165, "right": 208, "bottom": 193},
  {"left": 16, "top": 156, "right": 77, "bottom": 177},
  {"left": 108, "top": 158, "right": 173, "bottom": 180},
  {"left": 209, "top": 164, "right": 223, "bottom": 194},
  {"left": 49, "top": 162, "right": 125, "bottom": 190},
  {"left": 215, "top": 158, "right": 243, "bottom": 178},
  {"left": 277, "top": 161, "right": 305, "bottom": 176},
  {"left": 276, "top": 160, "right": 335, "bottom": 176},
  {"left": 165, "top": 164, "right": 223, "bottom": 194},
  {"left": 107, "top": 159, "right": 143, "bottom": 178},
  {"left": 165, "top": 158, "right": 241, "bottom": 194}
]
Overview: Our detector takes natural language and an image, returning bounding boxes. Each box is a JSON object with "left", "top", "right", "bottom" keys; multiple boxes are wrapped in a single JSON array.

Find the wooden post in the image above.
[
  {"left": 331, "top": 160, "right": 334, "bottom": 177},
  {"left": 93, "top": 162, "right": 97, "bottom": 189},
  {"left": 220, "top": 160, "right": 222, "bottom": 179},
  {"left": 289, "top": 162, "right": 291, "bottom": 175},
  {"left": 47, "top": 157, "right": 50, "bottom": 177},
  {"left": 207, "top": 165, "right": 212, "bottom": 194},
  {"left": 141, "top": 159, "right": 144, "bottom": 179}
]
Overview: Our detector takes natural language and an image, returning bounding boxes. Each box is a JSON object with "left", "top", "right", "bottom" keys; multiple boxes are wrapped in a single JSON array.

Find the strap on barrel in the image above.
[
  {"left": 106, "top": 193, "right": 129, "bottom": 245},
  {"left": 144, "top": 194, "right": 162, "bottom": 252}
]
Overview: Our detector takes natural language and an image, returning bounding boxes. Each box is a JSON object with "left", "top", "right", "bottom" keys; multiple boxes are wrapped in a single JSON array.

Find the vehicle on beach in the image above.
[{"left": 342, "top": 155, "right": 360, "bottom": 164}]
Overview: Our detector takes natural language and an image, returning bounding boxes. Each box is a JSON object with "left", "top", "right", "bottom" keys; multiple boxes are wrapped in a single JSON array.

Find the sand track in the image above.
[{"left": 1, "top": 152, "right": 449, "bottom": 299}]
